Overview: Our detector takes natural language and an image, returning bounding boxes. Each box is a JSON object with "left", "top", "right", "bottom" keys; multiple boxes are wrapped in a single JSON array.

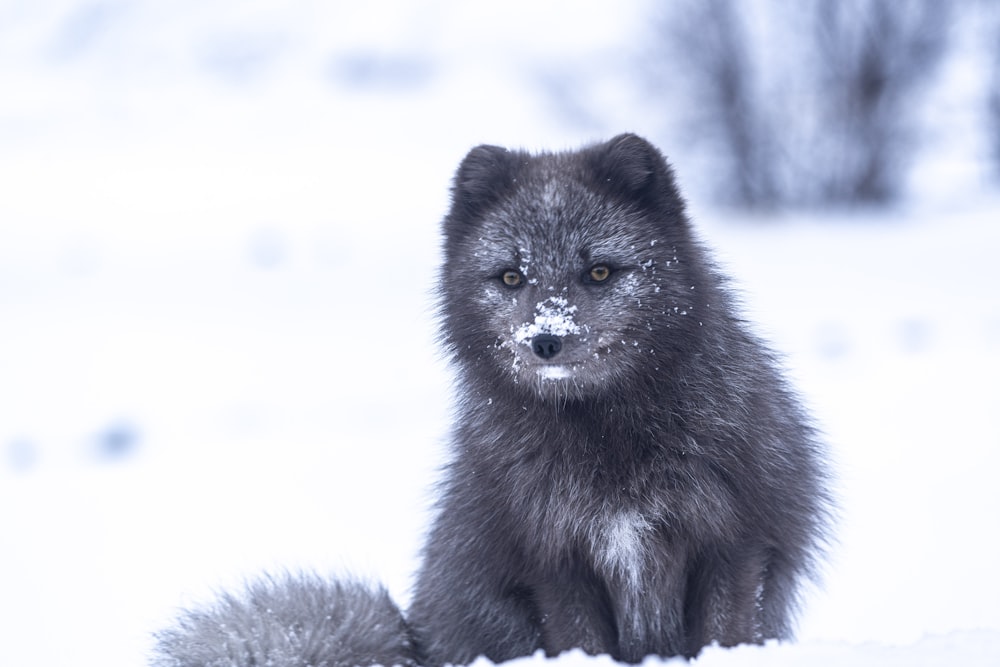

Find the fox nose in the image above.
[{"left": 531, "top": 334, "right": 562, "bottom": 360}]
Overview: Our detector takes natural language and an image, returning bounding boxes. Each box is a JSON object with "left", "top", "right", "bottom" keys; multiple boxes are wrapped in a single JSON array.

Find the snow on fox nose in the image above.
[{"left": 512, "top": 296, "right": 581, "bottom": 354}]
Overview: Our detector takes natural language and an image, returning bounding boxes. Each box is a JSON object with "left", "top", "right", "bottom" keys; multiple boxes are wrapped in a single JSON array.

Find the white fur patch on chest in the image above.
[{"left": 592, "top": 510, "right": 651, "bottom": 590}]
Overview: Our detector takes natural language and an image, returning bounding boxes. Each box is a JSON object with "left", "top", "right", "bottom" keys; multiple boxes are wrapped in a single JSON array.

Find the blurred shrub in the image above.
[
  {"left": 653, "top": 0, "right": 952, "bottom": 208},
  {"left": 991, "top": 22, "right": 1000, "bottom": 177}
]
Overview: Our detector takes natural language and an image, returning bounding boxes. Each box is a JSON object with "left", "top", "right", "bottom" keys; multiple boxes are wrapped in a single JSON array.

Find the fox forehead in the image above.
[
  {"left": 468, "top": 227, "right": 658, "bottom": 280},
  {"left": 469, "top": 192, "right": 660, "bottom": 273}
]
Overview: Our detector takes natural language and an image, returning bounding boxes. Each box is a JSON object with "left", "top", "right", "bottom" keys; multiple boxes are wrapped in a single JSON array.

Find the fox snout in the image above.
[{"left": 531, "top": 334, "right": 562, "bottom": 360}]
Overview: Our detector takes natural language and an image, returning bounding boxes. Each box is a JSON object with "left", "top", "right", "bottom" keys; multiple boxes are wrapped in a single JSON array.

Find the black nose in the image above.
[{"left": 531, "top": 334, "right": 562, "bottom": 360}]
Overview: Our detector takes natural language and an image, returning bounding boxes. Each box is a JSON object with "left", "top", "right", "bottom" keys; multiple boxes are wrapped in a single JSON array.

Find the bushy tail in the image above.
[{"left": 152, "top": 573, "right": 417, "bottom": 667}]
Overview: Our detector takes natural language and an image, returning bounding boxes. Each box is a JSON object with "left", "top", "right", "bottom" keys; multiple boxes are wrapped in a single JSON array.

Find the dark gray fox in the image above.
[{"left": 153, "top": 134, "right": 831, "bottom": 667}]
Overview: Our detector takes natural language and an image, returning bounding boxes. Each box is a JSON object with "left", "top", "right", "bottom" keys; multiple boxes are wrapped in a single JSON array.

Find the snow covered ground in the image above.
[{"left": 2, "top": 2, "right": 999, "bottom": 665}]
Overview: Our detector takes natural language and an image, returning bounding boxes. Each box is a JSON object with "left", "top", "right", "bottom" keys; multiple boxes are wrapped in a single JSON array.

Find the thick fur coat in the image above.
[{"left": 153, "top": 134, "right": 830, "bottom": 667}]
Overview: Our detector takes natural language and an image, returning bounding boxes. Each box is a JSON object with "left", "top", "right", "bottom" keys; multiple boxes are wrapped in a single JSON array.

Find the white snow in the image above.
[
  {"left": 538, "top": 365, "right": 574, "bottom": 381},
  {"left": 513, "top": 297, "right": 583, "bottom": 345},
  {"left": 1, "top": 2, "right": 999, "bottom": 666}
]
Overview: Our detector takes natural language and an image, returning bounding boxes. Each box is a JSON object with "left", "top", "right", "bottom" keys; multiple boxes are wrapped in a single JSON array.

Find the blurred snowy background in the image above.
[{"left": 1, "top": 1, "right": 999, "bottom": 665}]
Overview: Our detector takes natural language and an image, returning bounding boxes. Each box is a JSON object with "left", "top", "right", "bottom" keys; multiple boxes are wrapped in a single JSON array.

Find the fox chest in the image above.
[{"left": 511, "top": 479, "right": 657, "bottom": 590}]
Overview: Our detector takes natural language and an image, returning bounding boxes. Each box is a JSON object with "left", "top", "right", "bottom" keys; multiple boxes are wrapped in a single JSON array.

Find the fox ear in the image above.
[
  {"left": 584, "top": 133, "right": 682, "bottom": 211},
  {"left": 450, "top": 144, "right": 521, "bottom": 220}
]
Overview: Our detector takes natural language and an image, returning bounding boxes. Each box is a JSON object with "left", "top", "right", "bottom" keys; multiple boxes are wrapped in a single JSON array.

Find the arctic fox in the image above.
[{"left": 153, "top": 134, "right": 831, "bottom": 666}]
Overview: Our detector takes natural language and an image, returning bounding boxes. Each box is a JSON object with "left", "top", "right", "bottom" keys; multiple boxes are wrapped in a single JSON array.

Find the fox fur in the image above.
[{"left": 152, "top": 134, "right": 830, "bottom": 667}]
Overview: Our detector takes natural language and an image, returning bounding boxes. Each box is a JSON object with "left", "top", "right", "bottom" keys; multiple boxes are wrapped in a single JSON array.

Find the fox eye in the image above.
[
  {"left": 587, "top": 265, "right": 612, "bottom": 283},
  {"left": 501, "top": 270, "right": 524, "bottom": 287}
]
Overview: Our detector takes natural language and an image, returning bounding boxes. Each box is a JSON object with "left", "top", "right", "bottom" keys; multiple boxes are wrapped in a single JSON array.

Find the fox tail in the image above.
[{"left": 152, "top": 573, "right": 417, "bottom": 667}]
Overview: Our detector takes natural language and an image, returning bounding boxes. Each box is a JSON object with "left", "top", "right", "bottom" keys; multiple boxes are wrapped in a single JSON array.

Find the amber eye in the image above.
[
  {"left": 588, "top": 265, "right": 611, "bottom": 283},
  {"left": 501, "top": 270, "right": 523, "bottom": 287}
]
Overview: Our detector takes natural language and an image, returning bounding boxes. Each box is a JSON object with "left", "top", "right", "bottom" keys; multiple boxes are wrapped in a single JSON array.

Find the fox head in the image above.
[{"left": 439, "top": 134, "right": 716, "bottom": 402}]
